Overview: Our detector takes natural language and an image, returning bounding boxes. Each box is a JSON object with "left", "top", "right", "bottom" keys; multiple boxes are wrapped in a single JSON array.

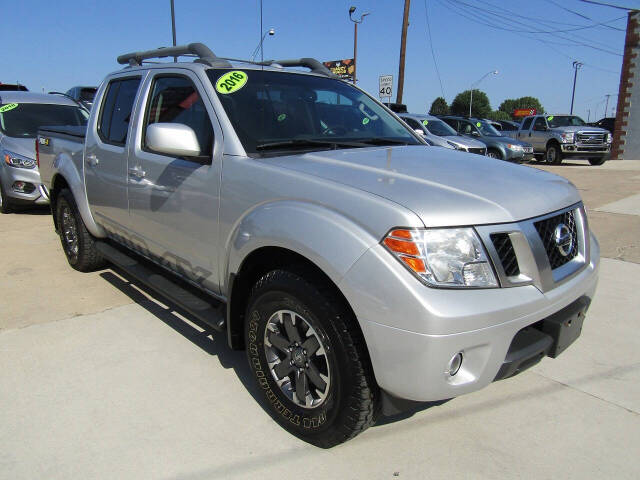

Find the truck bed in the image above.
[{"left": 37, "top": 125, "right": 87, "bottom": 188}]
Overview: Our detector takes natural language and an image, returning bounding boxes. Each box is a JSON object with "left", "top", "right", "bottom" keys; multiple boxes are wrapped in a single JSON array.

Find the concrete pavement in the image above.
[{"left": 1, "top": 160, "right": 639, "bottom": 479}]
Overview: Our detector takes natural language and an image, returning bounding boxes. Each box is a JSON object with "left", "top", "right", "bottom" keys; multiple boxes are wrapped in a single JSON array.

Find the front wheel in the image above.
[
  {"left": 589, "top": 157, "right": 607, "bottom": 166},
  {"left": 0, "top": 180, "right": 14, "bottom": 214},
  {"left": 55, "top": 189, "right": 105, "bottom": 272},
  {"left": 245, "top": 269, "right": 378, "bottom": 448},
  {"left": 486, "top": 149, "right": 502, "bottom": 159},
  {"left": 545, "top": 143, "right": 563, "bottom": 164}
]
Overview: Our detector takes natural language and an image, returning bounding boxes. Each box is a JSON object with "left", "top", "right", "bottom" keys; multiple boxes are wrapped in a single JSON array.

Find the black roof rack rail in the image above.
[
  {"left": 257, "top": 58, "right": 337, "bottom": 78},
  {"left": 117, "top": 42, "right": 232, "bottom": 68}
]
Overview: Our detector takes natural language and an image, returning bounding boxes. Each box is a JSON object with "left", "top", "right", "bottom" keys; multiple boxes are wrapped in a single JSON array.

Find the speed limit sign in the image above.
[{"left": 379, "top": 75, "right": 393, "bottom": 99}]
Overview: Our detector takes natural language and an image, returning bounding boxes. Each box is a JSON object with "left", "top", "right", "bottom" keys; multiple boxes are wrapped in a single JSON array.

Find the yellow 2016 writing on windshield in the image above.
[
  {"left": 215, "top": 71, "right": 248, "bottom": 94},
  {"left": 0, "top": 103, "right": 18, "bottom": 113}
]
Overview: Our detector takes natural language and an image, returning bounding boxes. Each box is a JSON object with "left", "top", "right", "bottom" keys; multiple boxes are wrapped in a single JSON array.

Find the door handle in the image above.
[
  {"left": 128, "top": 166, "right": 146, "bottom": 179},
  {"left": 86, "top": 154, "right": 99, "bottom": 166}
]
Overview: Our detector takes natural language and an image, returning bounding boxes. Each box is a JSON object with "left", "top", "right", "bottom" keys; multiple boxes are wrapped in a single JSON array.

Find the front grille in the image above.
[
  {"left": 576, "top": 132, "right": 605, "bottom": 144},
  {"left": 490, "top": 233, "right": 520, "bottom": 276},
  {"left": 534, "top": 209, "right": 579, "bottom": 269},
  {"left": 469, "top": 147, "right": 486, "bottom": 155}
]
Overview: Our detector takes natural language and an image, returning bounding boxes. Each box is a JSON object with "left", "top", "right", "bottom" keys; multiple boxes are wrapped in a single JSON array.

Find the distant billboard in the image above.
[
  {"left": 513, "top": 108, "right": 537, "bottom": 117},
  {"left": 323, "top": 59, "right": 355, "bottom": 81}
]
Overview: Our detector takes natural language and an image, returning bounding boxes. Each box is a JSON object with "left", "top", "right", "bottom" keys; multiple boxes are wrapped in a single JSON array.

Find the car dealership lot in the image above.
[{"left": 1, "top": 161, "right": 639, "bottom": 479}]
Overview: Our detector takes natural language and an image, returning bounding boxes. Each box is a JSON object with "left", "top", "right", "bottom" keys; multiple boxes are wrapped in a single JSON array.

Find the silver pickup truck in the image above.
[
  {"left": 37, "top": 43, "right": 600, "bottom": 448},
  {"left": 517, "top": 114, "right": 611, "bottom": 165}
]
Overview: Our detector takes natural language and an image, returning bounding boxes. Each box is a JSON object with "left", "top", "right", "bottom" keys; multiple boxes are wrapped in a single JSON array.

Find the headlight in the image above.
[
  {"left": 3, "top": 150, "right": 36, "bottom": 169},
  {"left": 606, "top": 133, "right": 612, "bottom": 143},
  {"left": 506, "top": 144, "right": 523, "bottom": 151},
  {"left": 383, "top": 228, "right": 498, "bottom": 288},
  {"left": 561, "top": 132, "right": 574, "bottom": 143}
]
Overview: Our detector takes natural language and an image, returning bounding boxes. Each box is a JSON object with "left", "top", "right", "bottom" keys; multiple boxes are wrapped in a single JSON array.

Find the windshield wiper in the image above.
[{"left": 255, "top": 139, "right": 368, "bottom": 151}]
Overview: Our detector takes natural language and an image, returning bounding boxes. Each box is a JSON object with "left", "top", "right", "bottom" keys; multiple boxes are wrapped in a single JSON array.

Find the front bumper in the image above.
[
  {"left": 561, "top": 143, "right": 610, "bottom": 158},
  {"left": 0, "top": 165, "right": 49, "bottom": 205},
  {"left": 339, "top": 233, "right": 600, "bottom": 403}
]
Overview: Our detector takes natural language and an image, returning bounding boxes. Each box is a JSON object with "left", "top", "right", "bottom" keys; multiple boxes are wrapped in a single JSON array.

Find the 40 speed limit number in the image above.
[{"left": 379, "top": 75, "right": 393, "bottom": 99}]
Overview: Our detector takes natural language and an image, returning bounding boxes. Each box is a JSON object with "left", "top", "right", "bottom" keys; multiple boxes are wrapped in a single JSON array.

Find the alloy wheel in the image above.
[
  {"left": 264, "top": 309, "right": 331, "bottom": 409},
  {"left": 61, "top": 205, "right": 79, "bottom": 257}
]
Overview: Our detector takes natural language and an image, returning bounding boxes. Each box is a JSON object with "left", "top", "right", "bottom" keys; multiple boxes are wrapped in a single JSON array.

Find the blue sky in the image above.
[{"left": 2, "top": 0, "right": 637, "bottom": 121}]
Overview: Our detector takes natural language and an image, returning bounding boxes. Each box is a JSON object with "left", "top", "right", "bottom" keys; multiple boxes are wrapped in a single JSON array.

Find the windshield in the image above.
[
  {"left": 462, "top": 120, "right": 501, "bottom": 137},
  {"left": 79, "top": 88, "right": 97, "bottom": 103},
  {"left": 546, "top": 115, "right": 585, "bottom": 128},
  {"left": 0, "top": 103, "right": 88, "bottom": 138},
  {"left": 207, "top": 69, "right": 420, "bottom": 155},
  {"left": 423, "top": 119, "right": 457, "bottom": 137}
]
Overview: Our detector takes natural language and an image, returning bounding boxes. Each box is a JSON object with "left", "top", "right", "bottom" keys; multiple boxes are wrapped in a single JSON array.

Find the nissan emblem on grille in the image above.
[{"left": 554, "top": 223, "right": 573, "bottom": 257}]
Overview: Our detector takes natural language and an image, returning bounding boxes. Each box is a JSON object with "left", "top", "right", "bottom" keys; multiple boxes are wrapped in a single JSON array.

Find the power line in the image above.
[
  {"left": 579, "top": 0, "right": 638, "bottom": 10},
  {"left": 544, "top": 0, "right": 625, "bottom": 30},
  {"left": 424, "top": 0, "right": 445, "bottom": 99}
]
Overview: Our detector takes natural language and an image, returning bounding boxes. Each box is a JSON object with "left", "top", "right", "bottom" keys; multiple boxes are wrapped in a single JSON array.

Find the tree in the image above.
[
  {"left": 429, "top": 97, "right": 449, "bottom": 115},
  {"left": 451, "top": 89, "right": 491, "bottom": 118},
  {"left": 486, "top": 110, "right": 511, "bottom": 121},
  {"left": 499, "top": 97, "right": 545, "bottom": 119}
]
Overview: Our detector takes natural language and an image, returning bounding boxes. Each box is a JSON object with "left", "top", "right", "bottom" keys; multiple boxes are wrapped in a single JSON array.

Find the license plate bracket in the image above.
[{"left": 540, "top": 296, "right": 590, "bottom": 358}]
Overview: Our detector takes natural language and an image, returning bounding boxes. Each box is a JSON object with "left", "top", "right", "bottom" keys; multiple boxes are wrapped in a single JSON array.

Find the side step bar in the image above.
[{"left": 96, "top": 242, "right": 226, "bottom": 332}]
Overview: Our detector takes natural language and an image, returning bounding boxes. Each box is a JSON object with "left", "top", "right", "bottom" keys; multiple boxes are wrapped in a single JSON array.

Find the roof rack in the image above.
[
  {"left": 117, "top": 42, "right": 232, "bottom": 68},
  {"left": 257, "top": 58, "right": 337, "bottom": 78}
]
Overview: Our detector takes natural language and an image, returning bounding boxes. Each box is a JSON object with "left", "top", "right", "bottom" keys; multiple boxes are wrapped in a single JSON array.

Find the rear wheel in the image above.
[
  {"left": 55, "top": 189, "right": 105, "bottom": 271},
  {"left": 545, "top": 143, "right": 563, "bottom": 164},
  {"left": 588, "top": 157, "right": 607, "bottom": 166},
  {"left": 0, "top": 180, "right": 14, "bottom": 214},
  {"left": 245, "top": 269, "right": 378, "bottom": 448}
]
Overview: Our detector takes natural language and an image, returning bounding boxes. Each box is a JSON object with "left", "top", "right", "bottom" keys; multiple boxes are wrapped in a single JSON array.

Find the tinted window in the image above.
[
  {"left": 521, "top": 117, "right": 533, "bottom": 130},
  {"left": 402, "top": 117, "right": 421, "bottom": 129},
  {"left": 442, "top": 118, "right": 458, "bottom": 131},
  {"left": 533, "top": 117, "right": 547, "bottom": 130},
  {"left": 500, "top": 122, "right": 517, "bottom": 131},
  {"left": 546, "top": 115, "right": 585, "bottom": 127},
  {"left": 98, "top": 78, "right": 141, "bottom": 145},
  {"left": 207, "top": 69, "right": 418, "bottom": 155},
  {"left": 0, "top": 103, "right": 88, "bottom": 138},
  {"left": 424, "top": 119, "right": 457, "bottom": 136},
  {"left": 144, "top": 76, "right": 213, "bottom": 157}
]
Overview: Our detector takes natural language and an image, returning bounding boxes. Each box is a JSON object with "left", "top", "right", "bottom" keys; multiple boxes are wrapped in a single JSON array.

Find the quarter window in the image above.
[
  {"left": 98, "top": 77, "right": 141, "bottom": 145},
  {"left": 144, "top": 76, "right": 213, "bottom": 157}
]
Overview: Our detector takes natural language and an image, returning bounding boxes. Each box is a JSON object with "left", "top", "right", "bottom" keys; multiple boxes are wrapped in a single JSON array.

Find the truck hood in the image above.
[
  {"left": 0, "top": 136, "right": 35, "bottom": 159},
  {"left": 551, "top": 125, "right": 608, "bottom": 134},
  {"left": 265, "top": 146, "right": 580, "bottom": 227}
]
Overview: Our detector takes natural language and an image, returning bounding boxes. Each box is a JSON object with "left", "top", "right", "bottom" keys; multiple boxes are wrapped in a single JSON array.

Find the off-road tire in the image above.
[
  {"left": 0, "top": 180, "right": 14, "bottom": 214},
  {"left": 588, "top": 157, "right": 607, "bottom": 166},
  {"left": 545, "top": 142, "right": 563, "bottom": 164},
  {"left": 55, "top": 189, "right": 105, "bottom": 272},
  {"left": 244, "top": 268, "right": 378, "bottom": 448}
]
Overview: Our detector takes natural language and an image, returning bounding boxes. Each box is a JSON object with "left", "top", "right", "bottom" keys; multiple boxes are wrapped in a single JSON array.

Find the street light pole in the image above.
[
  {"left": 570, "top": 61, "right": 583, "bottom": 115},
  {"left": 349, "top": 6, "right": 369, "bottom": 84},
  {"left": 250, "top": 28, "right": 275, "bottom": 62},
  {"left": 469, "top": 70, "right": 498, "bottom": 117}
]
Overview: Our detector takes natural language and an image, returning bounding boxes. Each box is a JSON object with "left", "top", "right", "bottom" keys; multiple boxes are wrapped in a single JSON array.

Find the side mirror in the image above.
[
  {"left": 414, "top": 128, "right": 426, "bottom": 136},
  {"left": 146, "top": 123, "right": 201, "bottom": 157}
]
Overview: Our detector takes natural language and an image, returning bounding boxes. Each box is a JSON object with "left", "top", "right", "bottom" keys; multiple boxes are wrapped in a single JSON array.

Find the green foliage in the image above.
[
  {"left": 429, "top": 96, "right": 449, "bottom": 115},
  {"left": 499, "top": 97, "right": 545, "bottom": 119},
  {"left": 486, "top": 110, "right": 511, "bottom": 121},
  {"left": 451, "top": 89, "right": 491, "bottom": 118}
]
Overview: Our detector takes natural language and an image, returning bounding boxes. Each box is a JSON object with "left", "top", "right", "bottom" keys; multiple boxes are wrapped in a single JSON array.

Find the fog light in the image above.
[
  {"left": 12, "top": 181, "right": 35, "bottom": 194},
  {"left": 448, "top": 352, "right": 463, "bottom": 376}
]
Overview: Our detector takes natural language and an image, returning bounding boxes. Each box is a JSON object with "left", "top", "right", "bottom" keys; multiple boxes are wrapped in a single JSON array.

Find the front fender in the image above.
[
  {"left": 223, "top": 200, "right": 381, "bottom": 293},
  {"left": 52, "top": 153, "right": 106, "bottom": 238}
]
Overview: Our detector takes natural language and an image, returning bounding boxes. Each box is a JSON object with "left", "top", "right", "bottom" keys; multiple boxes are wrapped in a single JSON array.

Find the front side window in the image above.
[
  {"left": 425, "top": 119, "right": 457, "bottom": 137},
  {"left": 402, "top": 117, "right": 421, "bottom": 130},
  {"left": 98, "top": 77, "right": 141, "bottom": 145},
  {"left": 521, "top": 117, "right": 533, "bottom": 131},
  {"left": 533, "top": 117, "right": 547, "bottom": 131},
  {"left": 207, "top": 69, "right": 419, "bottom": 156},
  {"left": 0, "top": 103, "right": 88, "bottom": 138},
  {"left": 144, "top": 75, "right": 213, "bottom": 157},
  {"left": 465, "top": 120, "right": 501, "bottom": 137}
]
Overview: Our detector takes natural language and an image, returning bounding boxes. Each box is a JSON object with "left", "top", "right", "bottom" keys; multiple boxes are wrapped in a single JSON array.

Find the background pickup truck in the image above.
[
  {"left": 37, "top": 43, "right": 600, "bottom": 448},
  {"left": 518, "top": 114, "right": 611, "bottom": 165}
]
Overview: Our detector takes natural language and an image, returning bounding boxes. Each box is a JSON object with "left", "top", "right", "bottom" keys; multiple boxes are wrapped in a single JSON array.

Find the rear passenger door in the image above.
[
  {"left": 127, "top": 70, "right": 223, "bottom": 293},
  {"left": 85, "top": 75, "right": 142, "bottom": 230}
]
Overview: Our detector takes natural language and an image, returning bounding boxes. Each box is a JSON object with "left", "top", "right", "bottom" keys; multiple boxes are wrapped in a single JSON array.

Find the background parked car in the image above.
[
  {"left": 0, "top": 83, "right": 28, "bottom": 91},
  {"left": 399, "top": 113, "right": 487, "bottom": 155},
  {"left": 441, "top": 116, "right": 534, "bottom": 162},
  {"left": 0, "top": 92, "right": 88, "bottom": 213},
  {"left": 590, "top": 117, "right": 615, "bottom": 134},
  {"left": 493, "top": 119, "right": 521, "bottom": 139},
  {"left": 66, "top": 86, "right": 98, "bottom": 109}
]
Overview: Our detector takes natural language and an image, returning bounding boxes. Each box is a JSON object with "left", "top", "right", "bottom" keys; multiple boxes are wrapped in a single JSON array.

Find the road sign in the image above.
[{"left": 379, "top": 75, "right": 393, "bottom": 99}]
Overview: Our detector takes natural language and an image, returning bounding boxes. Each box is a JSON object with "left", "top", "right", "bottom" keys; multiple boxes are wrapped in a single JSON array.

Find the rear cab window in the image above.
[{"left": 98, "top": 77, "right": 142, "bottom": 146}]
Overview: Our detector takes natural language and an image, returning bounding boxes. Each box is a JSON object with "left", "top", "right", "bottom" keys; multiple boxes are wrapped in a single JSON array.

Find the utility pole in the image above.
[
  {"left": 570, "top": 61, "right": 583, "bottom": 114},
  {"left": 396, "top": 0, "right": 411, "bottom": 104},
  {"left": 587, "top": 108, "right": 591, "bottom": 122},
  {"left": 170, "top": 0, "right": 177, "bottom": 62},
  {"left": 604, "top": 94, "right": 611, "bottom": 117}
]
